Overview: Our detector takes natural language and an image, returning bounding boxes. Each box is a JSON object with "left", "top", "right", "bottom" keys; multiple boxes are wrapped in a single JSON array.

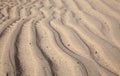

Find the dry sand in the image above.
[{"left": 0, "top": 0, "right": 120, "bottom": 76}]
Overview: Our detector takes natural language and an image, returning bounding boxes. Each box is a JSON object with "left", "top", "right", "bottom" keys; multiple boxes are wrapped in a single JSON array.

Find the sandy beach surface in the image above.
[{"left": 0, "top": 0, "right": 120, "bottom": 76}]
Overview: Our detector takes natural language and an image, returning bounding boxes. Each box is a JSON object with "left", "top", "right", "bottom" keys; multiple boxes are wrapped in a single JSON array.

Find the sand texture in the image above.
[{"left": 0, "top": 0, "right": 120, "bottom": 76}]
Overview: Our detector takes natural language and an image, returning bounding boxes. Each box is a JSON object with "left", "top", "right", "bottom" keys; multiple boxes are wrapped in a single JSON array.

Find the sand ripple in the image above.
[{"left": 0, "top": 0, "right": 120, "bottom": 76}]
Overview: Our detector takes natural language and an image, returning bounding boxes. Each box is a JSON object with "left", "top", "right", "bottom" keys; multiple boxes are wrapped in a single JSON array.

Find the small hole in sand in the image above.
[
  {"left": 77, "top": 62, "right": 80, "bottom": 64},
  {"left": 67, "top": 44, "right": 70, "bottom": 46},
  {"left": 79, "top": 18, "right": 82, "bottom": 20},
  {"left": 104, "top": 22, "right": 107, "bottom": 24},
  {"left": 95, "top": 51, "right": 97, "bottom": 54}
]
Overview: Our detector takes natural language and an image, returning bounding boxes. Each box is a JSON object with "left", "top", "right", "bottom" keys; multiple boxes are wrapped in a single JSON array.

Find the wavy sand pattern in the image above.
[{"left": 0, "top": 0, "right": 120, "bottom": 76}]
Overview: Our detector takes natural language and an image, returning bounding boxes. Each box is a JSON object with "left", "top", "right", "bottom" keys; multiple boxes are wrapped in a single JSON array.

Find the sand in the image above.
[{"left": 0, "top": 0, "right": 120, "bottom": 76}]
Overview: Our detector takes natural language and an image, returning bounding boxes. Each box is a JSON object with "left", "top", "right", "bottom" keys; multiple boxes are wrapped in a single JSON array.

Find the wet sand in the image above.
[{"left": 0, "top": 0, "right": 120, "bottom": 76}]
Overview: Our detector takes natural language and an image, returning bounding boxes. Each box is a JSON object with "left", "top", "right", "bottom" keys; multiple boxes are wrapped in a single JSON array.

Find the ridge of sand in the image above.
[{"left": 0, "top": 0, "right": 120, "bottom": 76}]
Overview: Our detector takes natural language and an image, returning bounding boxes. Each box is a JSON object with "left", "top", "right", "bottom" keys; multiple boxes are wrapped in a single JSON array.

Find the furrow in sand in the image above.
[
  {"left": 49, "top": 21, "right": 101, "bottom": 76},
  {"left": 87, "top": 0, "right": 120, "bottom": 20},
  {"left": 35, "top": 6, "right": 87, "bottom": 75},
  {"left": 73, "top": 0, "right": 120, "bottom": 48},
  {"left": 36, "top": 21, "right": 86, "bottom": 76},
  {"left": 63, "top": 10, "right": 120, "bottom": 75},
  {"left": 64, "top": 0, "right": 120, "bottom": 48},
  {"left": 17, "top": 19, "right": 52, "bottom": 76},
  {"left": 50, "top": 19, "right": 91, "bottom": 59},
  {"left": 0, "top": 0, "right": 120, "bottom": 76},
  {"left": 0, "top": 6, "right": 20, "bottom": 37},
  {"left": 101, "top": 0, "right": 120, "bottom": 13},
  {"left": 0, "top": 6, "right": 9, "bottom": 23},
  {"left": 0, "top": 18, "right": 25, "bottom": 76},
  {"left": 79, "top": 0, "right": 120, "bottom": 48}
]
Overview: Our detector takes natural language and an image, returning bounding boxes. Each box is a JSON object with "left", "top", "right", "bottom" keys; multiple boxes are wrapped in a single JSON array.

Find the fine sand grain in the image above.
[{"left": 0, "top": 0, "right": 120, "bottom": 76}]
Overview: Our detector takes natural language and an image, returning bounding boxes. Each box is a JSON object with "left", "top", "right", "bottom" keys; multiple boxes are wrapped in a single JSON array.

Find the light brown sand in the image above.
[{"left": 0, "top": 0, "right": 120, "bottom": 76}]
